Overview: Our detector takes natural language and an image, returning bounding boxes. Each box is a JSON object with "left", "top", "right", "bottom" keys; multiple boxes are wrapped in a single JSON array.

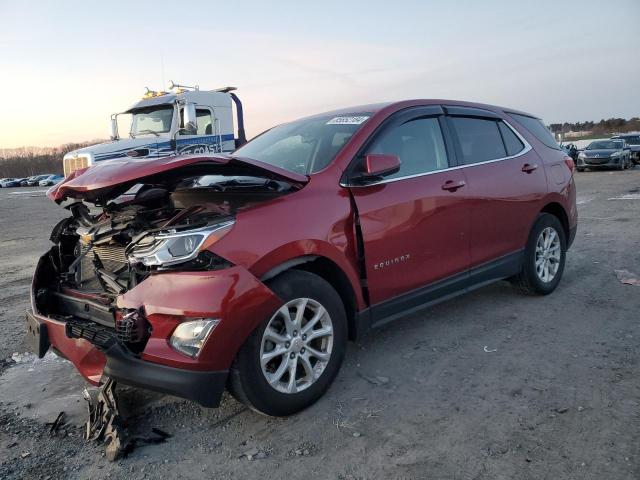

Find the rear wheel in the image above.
[
  {"left": 511, "top": 213, "right": 566, "bottom": 295},
  {"left": 228, "top": 270, "right": 347, "bottom": 416}
]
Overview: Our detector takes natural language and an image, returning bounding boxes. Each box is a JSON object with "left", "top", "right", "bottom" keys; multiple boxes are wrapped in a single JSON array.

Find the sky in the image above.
[{"left": 0, "top": 0, "right": 639, "bottom": 148}]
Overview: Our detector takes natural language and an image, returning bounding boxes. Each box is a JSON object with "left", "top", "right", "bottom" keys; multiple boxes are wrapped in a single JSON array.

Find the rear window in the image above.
[{"left": 507, "top": 113, "right": 560, "bottom": 150}]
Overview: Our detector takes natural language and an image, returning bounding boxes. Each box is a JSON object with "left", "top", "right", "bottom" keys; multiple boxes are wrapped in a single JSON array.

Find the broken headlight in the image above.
[{"left": 128, "top": 220, "right": 234, "bottom": 267}]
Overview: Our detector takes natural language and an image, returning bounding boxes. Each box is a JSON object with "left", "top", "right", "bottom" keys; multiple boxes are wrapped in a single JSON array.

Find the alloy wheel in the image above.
[
  {"left": 535, "top": 226, "right": 561, "bottom": 283},
  {"left": 260, "top": 298, "right": 334, "bottom": 394}
]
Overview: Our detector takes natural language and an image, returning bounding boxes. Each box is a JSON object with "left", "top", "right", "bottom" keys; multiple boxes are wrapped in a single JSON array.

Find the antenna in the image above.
[{"left": 169, "top": 80, "right": 199, "bottom": 91}]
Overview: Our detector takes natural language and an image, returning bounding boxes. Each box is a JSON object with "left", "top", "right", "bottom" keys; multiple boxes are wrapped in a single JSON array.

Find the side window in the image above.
[
  {"left": 196, "top": 109, "right": 213, "bottom": 135},
  {"left": 366, "top": 117, "right": 449, "bottom": 179},
  {"left": 498, "top": 122, "right": 525, "bottom": 156},
  {"left": 449, "top": 117, "right": 506, "bottom": 165},
  {"left": 507, "top": 113, "right": 560, "bottom": 150}
]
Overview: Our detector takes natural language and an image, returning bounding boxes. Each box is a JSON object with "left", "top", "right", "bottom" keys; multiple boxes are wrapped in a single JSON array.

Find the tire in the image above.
[
  {"left": 510, "top": 213, "right": 567, "bottom": 295},
  {"left": 228, "top": 270, "right": 347, "bottom": 416},
  {"left": 576, "top": 168, "right": 585, "bottom": 173}
]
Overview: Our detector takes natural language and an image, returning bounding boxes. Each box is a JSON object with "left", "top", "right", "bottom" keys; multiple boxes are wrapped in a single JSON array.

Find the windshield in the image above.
[
  {"left": 587, "top": 141, "right": 620, "bottom": 150},
  {"left": 233, "top": 113, "right": 372, "bottom": 174},
  {"left": 130, "top": 105, "right": 174, "bottom": 136}
]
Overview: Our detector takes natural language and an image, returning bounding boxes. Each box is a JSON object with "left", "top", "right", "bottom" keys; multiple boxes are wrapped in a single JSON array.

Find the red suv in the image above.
[{"left": 26, "top": 100, "right": 577, "bottom": 416}]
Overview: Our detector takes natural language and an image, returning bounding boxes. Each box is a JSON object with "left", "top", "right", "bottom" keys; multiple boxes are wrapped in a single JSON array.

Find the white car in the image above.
[
  {"left": 0, "top": 178, "right": 21, "bottom": 188},
  {"left": 38, "top": 175, "right": 64, "bottom": 186}
]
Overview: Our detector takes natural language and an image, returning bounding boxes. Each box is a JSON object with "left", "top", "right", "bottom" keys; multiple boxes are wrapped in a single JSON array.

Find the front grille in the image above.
[
  {"left": 63, "top": 156, "right": 90, "bottom": 177},
  {"left": 115, "top": 310, "right": 149, "bottom": 343},
  {"left": 585, "top": 157, "right": 609, "bottom": 165},
  {"left": 65, "top": 320, "right": 116, "bottom": 349}
]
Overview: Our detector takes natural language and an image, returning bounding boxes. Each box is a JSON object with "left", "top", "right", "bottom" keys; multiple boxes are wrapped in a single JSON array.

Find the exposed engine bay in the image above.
[{"left": 33, "top": 165, "right": 298, "bottom": 354}]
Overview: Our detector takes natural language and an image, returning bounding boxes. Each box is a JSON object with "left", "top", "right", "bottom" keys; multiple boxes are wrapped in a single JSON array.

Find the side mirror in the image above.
[
  {"left": 183, "top": 103, "right": 197, "bottom": 135},
  {"left": 109, "top": 115, "right": 119, "bottom": 140},
  {"left": 363, "top": 154, "right": 401, "bottom": 177}
]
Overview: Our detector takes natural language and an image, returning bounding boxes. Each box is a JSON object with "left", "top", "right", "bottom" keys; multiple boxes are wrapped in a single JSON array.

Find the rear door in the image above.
[
  {"left": 445, "top": 107, "right": 547, "bottom": 268},
  {"left": 346, "top": 106, "right": 470, "bottom": 310}
]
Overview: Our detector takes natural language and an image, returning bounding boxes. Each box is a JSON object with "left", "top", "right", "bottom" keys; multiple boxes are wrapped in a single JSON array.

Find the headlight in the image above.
[
  {"left": 128, "top": 220, "right": 234, "bottom": 267},
  {"left": 611, "top": 152, "right": 621, "bottom": 157},
  {"left": 170, "top": 318, "right": 220, "bottom": 358},
  {"left": 578, "top": 152, "right": 586, "bottom": 158}
]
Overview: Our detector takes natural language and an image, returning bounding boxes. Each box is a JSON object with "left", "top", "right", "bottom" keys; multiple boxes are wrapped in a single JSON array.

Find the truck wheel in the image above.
[
  {"left": 228, "top": 270, "right": 347, "bottom": 416},
  {"left": 510, "top": 213, "right": 566, "bottom": 295}
]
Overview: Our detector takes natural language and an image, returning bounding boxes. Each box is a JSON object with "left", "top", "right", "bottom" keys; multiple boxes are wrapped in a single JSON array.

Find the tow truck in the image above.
[{"left": 63, "top": 82, "right": 247, "bottom": 176}]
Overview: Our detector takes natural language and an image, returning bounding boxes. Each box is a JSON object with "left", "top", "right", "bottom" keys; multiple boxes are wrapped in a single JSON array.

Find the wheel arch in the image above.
[
  {"left": 540, "top": 202, "right": 570, "bottom": 240},
  {"left": 260, "top": 255, "right": 362, "bottom": 341}
]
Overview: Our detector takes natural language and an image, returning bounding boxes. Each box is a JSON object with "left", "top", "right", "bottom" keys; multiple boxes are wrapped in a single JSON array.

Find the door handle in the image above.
[
  {"left": 522, "top": 163, "right": 538, "bottom": 173},
  {"left": 441, "top": 180, "right": 466, "bottom": 192}
]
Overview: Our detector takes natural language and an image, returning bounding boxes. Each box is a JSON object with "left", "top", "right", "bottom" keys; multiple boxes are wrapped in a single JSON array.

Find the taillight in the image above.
[{"left": 564, "top": 156, "right": 575, "bottom": 173}]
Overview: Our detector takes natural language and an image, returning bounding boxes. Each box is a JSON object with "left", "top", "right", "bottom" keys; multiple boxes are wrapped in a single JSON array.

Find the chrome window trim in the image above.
[{"left": 340, "top": 119, "right": 531, "bottom": 188}]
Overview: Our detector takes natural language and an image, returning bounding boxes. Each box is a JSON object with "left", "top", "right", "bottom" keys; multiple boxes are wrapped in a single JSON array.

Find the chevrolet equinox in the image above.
[{"left": 26, "top": 100, "right": 577, "bottom": 416}]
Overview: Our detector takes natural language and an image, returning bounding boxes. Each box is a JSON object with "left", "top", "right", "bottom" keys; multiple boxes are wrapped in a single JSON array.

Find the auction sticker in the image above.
[{"left": 326, "top": 116, "right": 370, "bottom": 125}]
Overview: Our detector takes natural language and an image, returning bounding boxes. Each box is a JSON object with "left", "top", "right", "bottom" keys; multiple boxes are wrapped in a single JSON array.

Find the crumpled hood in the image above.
[{"left": 48, "top": 154, "right": 308, "bottom": 203}]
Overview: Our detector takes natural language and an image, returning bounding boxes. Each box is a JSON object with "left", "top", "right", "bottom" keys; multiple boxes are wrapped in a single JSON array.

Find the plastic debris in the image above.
[
  {"left": 483, "top": 346, "right": 497, "bottom": 353},
  {"left": 615, "top": 269, "right": 640, "bottom": 286},
  {"left": 84, "top": 378, "right": 170, "bottom": 461}
]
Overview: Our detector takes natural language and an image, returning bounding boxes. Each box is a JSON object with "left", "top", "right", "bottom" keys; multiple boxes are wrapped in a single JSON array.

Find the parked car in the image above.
[
  {"left": 576, "top": 139, "right": 631, "bottom": 171},
  {"left": 611, "top": 133, "right": 640, "bottom": 166},
  {"left": 562, "top": 143, "right": 579, "bottom": 162},
  {"left": 38, "top": 175, "right": 64, "bottom": 186},
  {"left": 21, "top": 176, "right": 39, "bottom": 186},
  {"left": 26, "top": 174, "right": 52, "bottom": 186},
  {"left": 0, "top": 178, "right": 22, "bottom": 188},
  {"left": 27, "top": 100, "right": 577, "bottom": 416}
]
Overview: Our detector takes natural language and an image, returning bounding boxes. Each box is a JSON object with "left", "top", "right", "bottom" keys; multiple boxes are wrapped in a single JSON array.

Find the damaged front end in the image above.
[{"left": 28, "top": 156, "right": 297, "bottom": 406}]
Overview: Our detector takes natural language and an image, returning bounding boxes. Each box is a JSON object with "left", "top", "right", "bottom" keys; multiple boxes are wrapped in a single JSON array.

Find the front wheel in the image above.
[
  {"left": 228, "top": 270, "right": 347, "bottom": 416},
  {"left": 511, "top": 213, "right": 567, "bottom": 295}
]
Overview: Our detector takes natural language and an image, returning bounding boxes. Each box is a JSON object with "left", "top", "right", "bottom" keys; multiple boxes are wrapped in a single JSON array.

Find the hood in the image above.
[
  {"left": 66, "top": 137, "right": 165, "bottom": 162},
  {"left": 48, "top": 154, "right": 308, "bottom": 203}
]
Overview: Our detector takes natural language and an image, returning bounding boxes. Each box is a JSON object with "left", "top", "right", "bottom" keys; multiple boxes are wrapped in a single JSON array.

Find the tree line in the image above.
[
  {"left": 549, "top": 117, "right": 640, "bottom": 136},
  {"left": 0, "top": 142, "right": 100, "bottom": 178}
]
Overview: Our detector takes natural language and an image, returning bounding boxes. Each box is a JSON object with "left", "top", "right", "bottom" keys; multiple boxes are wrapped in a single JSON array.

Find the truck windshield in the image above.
[
  {"left": 234, "top": 113, "right": 372, "bottom": 174},
  {"left": 130, "top": 106, "right": 174, "bottom": 137}
]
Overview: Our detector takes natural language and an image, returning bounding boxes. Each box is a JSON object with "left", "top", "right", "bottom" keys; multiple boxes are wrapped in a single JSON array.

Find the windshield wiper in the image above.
[{"left": 131, "top": 129, "right": 160, "bottom": 138}]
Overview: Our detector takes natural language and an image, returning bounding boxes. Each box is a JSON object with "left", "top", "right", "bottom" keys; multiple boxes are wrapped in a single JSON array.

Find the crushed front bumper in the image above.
[{"left": 27, "top": 251, "right": 282, "bottom": 407}]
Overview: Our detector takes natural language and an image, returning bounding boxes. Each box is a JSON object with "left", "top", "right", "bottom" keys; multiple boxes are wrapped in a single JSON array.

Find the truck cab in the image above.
[{"left": 63, "top": 84, "right": 246, "bottom": 176}]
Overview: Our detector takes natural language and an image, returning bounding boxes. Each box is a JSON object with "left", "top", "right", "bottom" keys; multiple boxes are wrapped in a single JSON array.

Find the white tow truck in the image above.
[{"left": 63, "top": 82, "right": 247, "bottom": 176}]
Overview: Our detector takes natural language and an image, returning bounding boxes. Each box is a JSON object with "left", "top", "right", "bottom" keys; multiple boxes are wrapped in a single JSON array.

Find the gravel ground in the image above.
[{"left": 0, "top": 171, "right": 639, "bottom": 479}]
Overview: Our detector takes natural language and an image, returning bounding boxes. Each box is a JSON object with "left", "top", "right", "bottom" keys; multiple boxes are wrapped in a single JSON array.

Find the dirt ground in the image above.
[{"left": 0, "top": 171, "right": 639, "bottom": 480}]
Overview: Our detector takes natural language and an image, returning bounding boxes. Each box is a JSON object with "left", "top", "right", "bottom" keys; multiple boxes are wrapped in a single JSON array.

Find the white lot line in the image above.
[
  {"left": 5, "top": 189, "right": 48, "bottom": 196},
  {"left": 608, "top": 193, "right": 640, "bottom": 200},
  {"left": 576, "top": 195, "right": 594, "bottom": 205}
]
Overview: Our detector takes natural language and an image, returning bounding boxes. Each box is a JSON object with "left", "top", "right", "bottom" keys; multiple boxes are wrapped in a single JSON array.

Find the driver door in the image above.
[
  {"left": 346, "top": 106, "right": 470, "bottom": 320},
  {"left": 176, "top": 106, "right": 220, "bottom": 155}
]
